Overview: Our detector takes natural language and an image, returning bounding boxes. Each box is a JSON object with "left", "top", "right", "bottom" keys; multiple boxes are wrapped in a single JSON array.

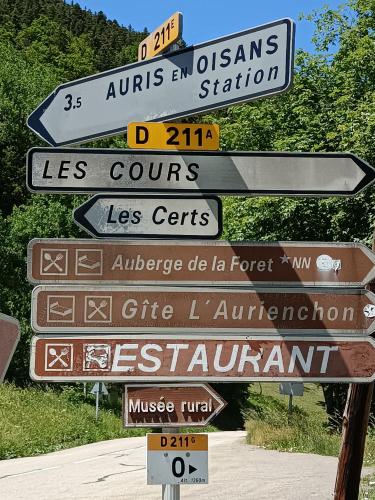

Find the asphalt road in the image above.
[{"left": 0, "top": 431, "right": 373, "bottom": 499}]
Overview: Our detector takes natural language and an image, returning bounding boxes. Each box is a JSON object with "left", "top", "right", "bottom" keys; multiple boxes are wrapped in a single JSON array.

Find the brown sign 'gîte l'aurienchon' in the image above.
[{"left": 31, "top": 285, "right": 375, "bottom": 335}]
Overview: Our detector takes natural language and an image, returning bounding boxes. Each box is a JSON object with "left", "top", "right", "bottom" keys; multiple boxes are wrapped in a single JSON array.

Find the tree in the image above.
[{"left": 210, "top": 0, "right": 375, "bottom": 427}]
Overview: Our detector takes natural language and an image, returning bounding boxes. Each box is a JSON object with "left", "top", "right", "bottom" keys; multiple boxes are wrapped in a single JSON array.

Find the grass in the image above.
[
  {"left": 0, "top": 383, "right": 146, "bottom": 459},
  {"left": 360, "top": 474, "right": 375, "bottom": 499},
  {"left": 0, "top": 383, "right": 216, "bottom": 459},
  {"left": 245, "top": 383, "right": 375, "bottom": 496},
  {"left": 245, "top": 382, "right": 375, "bottom": 499},
  {"left": 244, "top": 383, "right": 375, "bottom": 466},
  {"left": 244, "top": 383, "right": 340, "bottom": 457}
]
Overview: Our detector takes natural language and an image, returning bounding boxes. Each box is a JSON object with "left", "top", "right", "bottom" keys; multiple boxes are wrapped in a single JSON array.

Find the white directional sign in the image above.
[
  {"left": 73, "top": 195, "right": 222, "bottom": 239},
  {"left": 27, "top": 18, "right": 295, "bottom": 146},
  {"left": 27, "top": 148, "right": 375, "bottom": 196},
  {"left": 90, "top": 382, "right": 108, "bottom": 395},
  {"left": 147, "top": 433, "right": 208, "bottom": 485}
]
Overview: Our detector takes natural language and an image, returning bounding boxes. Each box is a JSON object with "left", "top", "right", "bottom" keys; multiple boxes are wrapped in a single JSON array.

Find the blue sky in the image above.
[{"left": 74, "top": 0, "right": 344, "bottom": 52}]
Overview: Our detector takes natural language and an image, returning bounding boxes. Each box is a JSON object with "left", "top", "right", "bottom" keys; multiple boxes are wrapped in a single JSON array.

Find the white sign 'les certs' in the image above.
[{"left": 73, "top": 195, "right": 222, "bottom": 239}]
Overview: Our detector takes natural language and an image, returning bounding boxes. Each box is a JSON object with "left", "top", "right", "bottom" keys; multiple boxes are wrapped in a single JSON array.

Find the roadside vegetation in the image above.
[
  {"left": 360, "top": 473, "right": 375, "bottom": 499},
  {"left": 0, "top": 383, "right": 217, "bottom": 459},
  {"left": 245, "top": 383, "right": 339, "bottom": 457},
  {"left": 0, "top": 383, "right": 146, "bottom": 459},
  {"left": 244, "top": 383, "right": 375, "bottom": 466}
]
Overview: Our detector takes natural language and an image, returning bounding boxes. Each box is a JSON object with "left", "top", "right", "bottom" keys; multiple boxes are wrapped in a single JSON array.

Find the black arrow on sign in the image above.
[{"left": 189, "top": 464, "right": 198, "bottom": 475}]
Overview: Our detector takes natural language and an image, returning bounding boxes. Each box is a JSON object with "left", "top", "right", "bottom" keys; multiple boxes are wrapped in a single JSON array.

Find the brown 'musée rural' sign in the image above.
[
  {"left": 123, "top": 383, "right": 227, "bottom": 427},
  {"left": 31, "top": 285, "right": 375, "bottom": 335},
  {"left": 28, "top": 239, "right": 375, "bottom": 287},
  {"left": 30, "top": 335, "right": 375, "bottom": 383}
]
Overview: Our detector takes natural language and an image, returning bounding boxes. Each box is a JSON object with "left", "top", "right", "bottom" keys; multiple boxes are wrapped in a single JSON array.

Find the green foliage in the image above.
[
  {"left": 0, "top": 39, "right": 60, "bottom": 212},
  {"left": 222, "top": 193, "right": 374, "bottom": 245},
  {"left": 16, "top": 16, "right": 96, "bottom": 79},
  {"left": 0, "top": 383, "right": 147, "bottom": 459},
  {"left": 0, "top": 0, "right": 143, "bottom": 382},
  {"left": 0, "top": 0, "right": 145, "bottom": 72},
  {"left": 244, "top": 388, "right": 340, "bottom": 457},
  {"left": 0, "top": 382, "right": 217, "bottom": 459},
  {"left": 245, "top": 384, "right": 375, "bottom": 465},
  {"left": 211, "top": 383, "right": 249, "bottom": 429},
  {"left": 0, "top": 1, "right": 142, "bottom": 215}
]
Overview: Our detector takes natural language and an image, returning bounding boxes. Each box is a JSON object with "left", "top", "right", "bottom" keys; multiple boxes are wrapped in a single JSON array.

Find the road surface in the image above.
[{"left": 0, "top": 431, "right": 373, "bottom": 499}]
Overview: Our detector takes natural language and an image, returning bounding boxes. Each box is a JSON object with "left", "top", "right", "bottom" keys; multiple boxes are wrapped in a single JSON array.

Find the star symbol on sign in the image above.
[{"left": 280, "top": 255, "right": 291, "bottom": 264}]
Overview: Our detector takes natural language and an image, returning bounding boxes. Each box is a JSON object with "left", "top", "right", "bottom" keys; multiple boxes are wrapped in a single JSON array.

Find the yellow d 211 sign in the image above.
[
  {"left": 128, "top": 122, "right": 220, "bottom": 151},
  {"left": 138, "top": 12, "right": 183, "bottom": 61}
]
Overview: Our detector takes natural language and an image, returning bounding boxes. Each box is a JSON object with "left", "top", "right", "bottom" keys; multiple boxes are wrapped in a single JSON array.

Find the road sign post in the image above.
[
  {"left": 29, "top": 335, "right": 375, "bottom": 383},
  {"left": 27, "top": 18, "right": 295, "bottom": 146},
  {"left": 73, "top": 195, "right": 222, "bottom": 239},
  {"left": 28, "top": 239, "right": 375, "bottom": 287},
  {"left": 27, "top": 148, "right": 375, "bottom": 196},
  {"left": 30, "top": 285, "right": 375, "bottom": 335},
  {"left": 161, "top": 428, "right": 181, "bottom": 500},
  {"left": 90, "top": 382, "right": 108, "bottom": 420},
  {"left": 123, "top": 383, "right": 226, "bottom": 427}
]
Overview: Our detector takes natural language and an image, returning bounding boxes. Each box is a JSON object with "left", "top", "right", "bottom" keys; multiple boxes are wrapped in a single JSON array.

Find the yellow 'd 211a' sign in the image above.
[
  {"left": 127, "top": 122, "right": 220, "bottom": 151},
  {"left": 138, "top": 12, "right": 183, "bottom": 61}
]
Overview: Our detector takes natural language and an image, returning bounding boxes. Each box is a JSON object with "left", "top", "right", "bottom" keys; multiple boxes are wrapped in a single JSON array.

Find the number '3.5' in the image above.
[{"left": 64, "top": 94, "right": 82, "bottom": 111}]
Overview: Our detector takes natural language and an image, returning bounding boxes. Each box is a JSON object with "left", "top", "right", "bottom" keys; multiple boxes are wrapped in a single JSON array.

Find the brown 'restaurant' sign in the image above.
[
  {"left": 30, "top": 335, "right": 375, "bottom": 383},
  {"left": 28, "top": 239, "right": 375, "bottom": 287},
  {"left": 31, "top": 285, "right": 375, "bottom": 335}
]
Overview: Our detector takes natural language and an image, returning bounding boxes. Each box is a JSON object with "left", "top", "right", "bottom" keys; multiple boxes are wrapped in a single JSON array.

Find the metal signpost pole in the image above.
[
  {"left": 161, "top": 427, "right": 180, "bottom": 500},
  {"left": 288, "top": 394, "right": 293, "bottom": 415},
  {"left": 95, "top": 383, "right": 101, "bottom": 421}
]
